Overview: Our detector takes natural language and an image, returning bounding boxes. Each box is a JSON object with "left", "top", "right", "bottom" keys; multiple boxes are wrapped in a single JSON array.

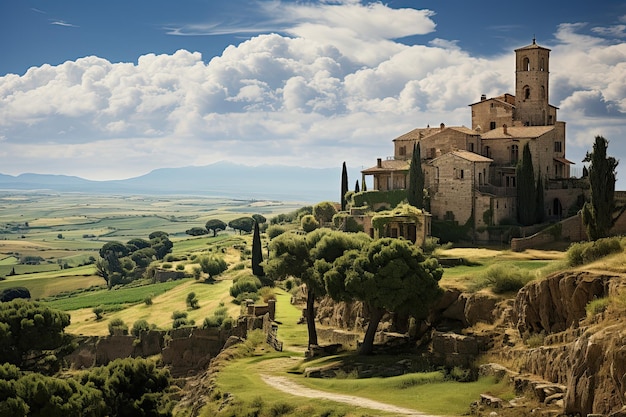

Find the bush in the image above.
[
  {"left": 108, "top": 318, "right": 128, "bottom": 335},
  {"left": 176, "top": 264, "right": 185, "bottom": 271},
  {"left": 266, "top": 225, "right": 287, "bottom": 240},
  {"left": 199, "top": 255, "right": 228, "bottom": 278},
  {"left": 473, "top": 264, "right": 534, "bottom": 294},
  {"left": 93, "top": 305, "right": 104, "bottom": 320},
  {"left": 567, "top": 237, "right": 623, "bottom": 266},
  {"left": 259, "top": 287, "right": 276, "bottom": 303},
  {"left": 144, "top": 295, "right": 153, "bottom": 306},
  {"left": 586, "top": 297, "right": 610, "bottom": 318},
  {"left": 233, "top": 291, "right": 260, "bottom": 305},
  {"left": 171, "top": 311, "right": 193, "bottom": 328},
  {"left": 131, "top": 319, "right": 150, "bottom": 336},
  {"left": 186, "top": 292, "right": 199, "bottom": 309},
  {"left": 300, "top": 214, "right": 319, "bottom": 233},
  {"left": 230, "top": 276, "right": 262, "bottom": 298}
]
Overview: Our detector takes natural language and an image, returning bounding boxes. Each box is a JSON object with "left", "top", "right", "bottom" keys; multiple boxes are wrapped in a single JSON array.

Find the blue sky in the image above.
[{"left": 1, "top": 0, "right": 625, "bottom": 187}]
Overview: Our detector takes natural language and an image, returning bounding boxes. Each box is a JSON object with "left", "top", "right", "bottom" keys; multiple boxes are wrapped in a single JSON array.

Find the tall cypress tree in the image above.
[
  {"left": 535, "top": 173, "right": 545, "bottom": 223},
  {"left": 582, "top": 135, "right": 618, "bottom": 239},
  {"left": 341, "top": 162, "right": 348, "bottom": 211},
  {"left": 407, "top": 142, "right": 424, "bottom": 208},
  {"left": 516, "top": 143, "right": 536, "bottom": 226},
  {"left": 251, "top": 221, "right": 264, "bottom": 277},
  {"left": 354, "top": 180, "right": 360, "bottom": 193}
]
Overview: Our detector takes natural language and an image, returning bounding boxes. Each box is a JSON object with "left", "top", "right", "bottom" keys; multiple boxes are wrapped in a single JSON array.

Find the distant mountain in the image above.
[{"left": 0, "top": 162, "right": 363, "bottom": 202}]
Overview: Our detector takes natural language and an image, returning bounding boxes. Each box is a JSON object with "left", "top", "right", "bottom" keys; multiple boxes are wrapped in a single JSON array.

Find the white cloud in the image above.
[{"left": 0, "top": 2, "right": 624, "bottom": 185}]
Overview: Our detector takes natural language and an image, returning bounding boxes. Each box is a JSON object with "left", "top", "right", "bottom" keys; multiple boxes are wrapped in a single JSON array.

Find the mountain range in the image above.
[{"left": 0, "top": 162, "right": 363, "bottom": 202}]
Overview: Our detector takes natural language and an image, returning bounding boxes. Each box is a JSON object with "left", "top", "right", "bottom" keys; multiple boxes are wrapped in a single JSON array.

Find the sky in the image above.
[{"left": 1, "top": 0, "right": 625, "bottom": 187}]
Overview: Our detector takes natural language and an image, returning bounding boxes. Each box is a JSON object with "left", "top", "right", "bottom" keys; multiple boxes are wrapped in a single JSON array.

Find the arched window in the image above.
[
  {"left": 540, "top": 58, "right": 545, "bottom": 71},
  {"left": 523, "top": 57, "right": 530, "bottom": 71},
  {"left": 511, "top": 144, "right": 519, "bottom": 164},
  {"left": 524, "top": 86, "right": 531, "bottom": 100}
]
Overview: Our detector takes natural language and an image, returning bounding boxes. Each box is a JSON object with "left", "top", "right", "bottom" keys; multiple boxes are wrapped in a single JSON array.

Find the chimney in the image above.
[
  {"left": 503, "top": 124, "right": 508, "bottom": 135},
  {"left": 440, "top": 123, "right": 445, "bottom": 131},
  {"left": 377, "top": 158, "right": 382, "bottom": 168},
  {"left": 480, "top": 94, "right": 487, "bottom": 101}
]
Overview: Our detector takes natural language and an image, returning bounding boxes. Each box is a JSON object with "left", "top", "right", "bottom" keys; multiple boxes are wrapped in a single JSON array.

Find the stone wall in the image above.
[{"left": 511, "top": 212, "right": 586, "bottom": 251}]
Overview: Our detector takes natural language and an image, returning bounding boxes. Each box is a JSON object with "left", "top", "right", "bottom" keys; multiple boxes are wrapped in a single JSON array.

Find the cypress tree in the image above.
[
  {"left": 355, "top": 180, "right": 360, "bottom": 193},
  {"left": 251, "top": 221, "right": 264, "bottom": 277},
  {"left": 535, "top": 173, "right": 545, "bottom": 223},
  {"left": 407, "top": 142, "right": 424, "bottom": 208},
  {"left": 362, "top": 180, "right": 367, "bottom": 192},
  {"left": 516, "top": 143, "right": 536, "bottom": 226},
  {"left": 582, "top": 135, "right": 618, "bottom": 239},
  {"left": 341, "top": 162, "right": 348, "bottom": 211}
]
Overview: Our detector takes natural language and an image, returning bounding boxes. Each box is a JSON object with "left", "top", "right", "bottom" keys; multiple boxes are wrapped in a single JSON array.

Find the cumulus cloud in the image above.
[{"left": 0, "top": 1, "right": 624, "bottom": 183}]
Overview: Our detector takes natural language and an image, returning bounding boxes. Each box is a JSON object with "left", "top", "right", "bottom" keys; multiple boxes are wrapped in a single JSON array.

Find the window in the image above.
[
  {"left": 554, "top": 141, "right": 562, "bottom": 152},
  {"left": 460, "top": 169, "right": 464, "bottom": 179},
  {"left": 523, "top": 57, "right": 530, "bottom": 71},
  {"left": 399, "top": 146, "right": 406, "bottom": 156},
  {"left": 469, "top": 142, "right": 474, "bottom": 152},
  {"left": 540, "top": 58, "right": 545, "bottom": 71},
  {"left": 490, "top": 121, "right": 496, "bottom": 130},
  {"left": 511, "top": 144, "right": 519, "bottom": 164},
  {"left": 483, "top": 146, "right": 491, "bottom": 158},
  {"left": 524, "top": 86, "right": 531, "bottom": 100}
]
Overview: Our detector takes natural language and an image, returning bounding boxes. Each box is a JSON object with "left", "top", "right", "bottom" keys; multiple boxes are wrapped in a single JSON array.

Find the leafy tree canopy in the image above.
[
  {"left": 205, "top": 219, "right": 227, "bottom": 237},
  {"left": 228, "top": 217, "right": 255, "bottom": 234},
  {"left": 313, "top": 201, "right": 338, "bottom": 223}
]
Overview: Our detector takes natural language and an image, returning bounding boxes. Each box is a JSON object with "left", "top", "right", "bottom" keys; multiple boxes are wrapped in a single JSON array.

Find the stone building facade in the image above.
[{"left": 361, "top": 39, "right": 586, "bottom": 237}]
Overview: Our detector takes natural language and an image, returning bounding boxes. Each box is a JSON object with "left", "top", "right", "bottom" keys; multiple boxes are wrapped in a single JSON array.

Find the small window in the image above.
[
  {"left": 540, "top": 58, "right": 545, "bottom": 71},
  {"left": 399, "top": 146, "right": 406, "bottom": 156},
  {"left": 511, "top": 144, "right": 519, "bottom": 164},
  {"left": 469, "top": 143, "right": 474, "bottom": 152},
  {"left": 554, "top": 141, "right": 562, "bottom": 152},
  {"left": 523, "top": 57, "right": 530, "bottom": 71},
  {"left": 524, "top": 86, "right": 531, "bottom": 100},
  {"left": 460, "top": 169, "right": 464, "bottom": 179},
  {"left": 490, "top": 121, "right": 496, "bottom": 130}
]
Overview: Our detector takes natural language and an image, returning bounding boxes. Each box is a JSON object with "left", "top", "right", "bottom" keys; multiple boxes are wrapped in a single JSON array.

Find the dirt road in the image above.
[{"left": 261, "top": 374, "right": 445, "bottom": 416}]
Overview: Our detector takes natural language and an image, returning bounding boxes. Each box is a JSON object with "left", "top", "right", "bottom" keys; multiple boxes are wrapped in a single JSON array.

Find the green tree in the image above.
[
  {"left": 199, "top": 255, "right": 228, "bottom": 279},
  {"left": 516, "top": 143, "right": 536, "bottom": 226},
  {"left": 186, "top": 292, "right": 199, "bottom": 309},
  {"left": 0, "top": 300, "right": 72, "bottom": 369},
  {"left": 99, "top": 241, "right": 129, "bottom": 258},
  {"left": 535, "top": 173, "right": 545, "bottom": 223},
  {"left": 407, "top": 142, "right": 424, "bottom": 208},
  {"left": 265, "top": 229, "right": 369, "bottom": 348},
  {"left": 325, "top": 238, "right": 443, "bottom": 354},
  {"left": 185, "top": 227, "right": 208, "bottom": 236},
  {"left": 252, "top": 221, "right": 264, "bottom": 277},
  {"left": 130, "top": 247, "right": 156, "bottom": 268},
  {"left": 355, "top": 179, "right": 360, "bottom": 193},
  {"left": 80, "top": 358, "right": 172, "bottom": 417},
  {"left": 341, "top": 161, "right": 348, "bottom": 211},
  {"left": 582, "top": 136, "right": 618, "bottom": 240},
  {"left": 150, "top": 233, "right": 172, "bottom": 260},
  {"left": 205, "top": 219, "right": 227, "bottom": 237},
  {"left": 0, "top": 364, "right": 106, "bottom": 417},
  {"left": 229, "top": 217, "right": 255, "bottom": 234},
  {"left": 300, "top": 214, "right": 319, "bottom": 233},
  {"left": 313, "top": 201, "right": 337, "bottom": 224},
  {"left": 126, "top": 238, "right": 151, "bottom": 252},
  {"left": 251, "top": 214, "right": 267, "bottom": 224}
]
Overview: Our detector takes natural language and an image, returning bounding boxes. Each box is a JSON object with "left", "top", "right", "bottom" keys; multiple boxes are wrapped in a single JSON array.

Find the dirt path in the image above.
[{"left": 261, "top": 374, "right": 445, "bottom": 417}]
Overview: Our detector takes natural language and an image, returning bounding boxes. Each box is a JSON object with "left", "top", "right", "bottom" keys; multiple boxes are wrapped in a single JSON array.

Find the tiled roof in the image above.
[
  {"left": 393, "top": 125, "right": 478, "bottom": 141},
  {"left": 428, "top": 150, "right": 492, "bottom": 164},
  {"left": 480, "top": 125, "right": 554, "bottom": 139},
  {"left": 515, "top": 41, "right": 551, "bottom": 52},
  {"left": 362, "top": 159, "right": 409, "bottom": 174}
]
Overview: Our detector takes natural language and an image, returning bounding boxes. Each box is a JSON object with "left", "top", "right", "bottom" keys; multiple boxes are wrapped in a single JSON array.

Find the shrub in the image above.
[
  {"left": 523, "top": 331, "right": 546, "bottom": 348},
  {"left": 171, "top": 311, "right": 194, "bottom": 328},
  {"left": 93, "top": 305, "right": 104, "bottom": 320},
  {"left": 567, "top": 237, "right": 623, "bottom": 266},
  {"left": 108, "top": 318, "right": 128, "bottom": 335},
  {"left": 131, "top": 319, "right": 150, "bottom": 336},
  {"left": 186, "top": 292, "right": 199, "bottom": 309},
  {"left": 259, "top": 287, "right": 276, "bottom": 303},
  {"left": 233, "top": 291, "right": 260, "bottom": 305},
  {"left": 144, "top": 295, "right": 153, "bottom": 306},
  {"left": 199, "top": 255, "right": 228, "bottom": 278},
  {"left": 176, "top": 264, "right": 185, "bottom": 271},
  {"left": 230, "top": 276, "right": 262, "bottom": 298},
  {"left": 267, "top": 225, "right": 287, "bottom": 240},
  {"left": 586, "top": 297, "right": 610, "bottom": 318},
  {"left": 162, "top": 263, "right": 172, "bottom": 269},
  {"left": 300, "top": 214, "right": 319, "bottom": 233},
  {"left": 473, "top": 264, "right": 534, "bottom": 294}
]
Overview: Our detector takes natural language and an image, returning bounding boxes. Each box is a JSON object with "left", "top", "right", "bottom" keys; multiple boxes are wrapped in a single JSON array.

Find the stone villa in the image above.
[{"left": 360, "top": 39, "right": 586, "bottom": 241}]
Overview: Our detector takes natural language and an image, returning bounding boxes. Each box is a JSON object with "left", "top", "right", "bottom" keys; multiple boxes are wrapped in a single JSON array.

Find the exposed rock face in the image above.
[
  {"left": 514, "top": 271, "right": 615, "bottom": 335},
  {"left": 508, "top": 271, "right": 626, "bottom": 416}
]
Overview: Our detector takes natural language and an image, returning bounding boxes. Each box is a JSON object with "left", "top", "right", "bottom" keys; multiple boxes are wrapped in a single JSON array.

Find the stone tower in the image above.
[{"left": 514, "top": 38, "right": 554, "bottom": 126}]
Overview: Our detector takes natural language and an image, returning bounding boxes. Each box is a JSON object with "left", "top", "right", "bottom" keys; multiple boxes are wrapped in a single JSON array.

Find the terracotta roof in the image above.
[
  {"left": 468, "top": 95, "right": 516, "bottom": 107},
  {"left": 449, "top": 150, "right": 493, "bottom": 163},
  {"left": 554, "top": 156, "right": 574, "bottom": 165},
  {"left": 362, "top": 159, "right": 409, "bottom": 174},
  {"left": 480, "top": 125, "right": 554, "bottom": 139},
  {"left": 393, "top": 125, "right": 478, "bottom": 141}
]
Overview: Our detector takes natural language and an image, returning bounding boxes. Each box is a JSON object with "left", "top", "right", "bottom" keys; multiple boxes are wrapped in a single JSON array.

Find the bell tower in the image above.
[{"left": 514, "top": 38, "right": 552, "bottom": 126}]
